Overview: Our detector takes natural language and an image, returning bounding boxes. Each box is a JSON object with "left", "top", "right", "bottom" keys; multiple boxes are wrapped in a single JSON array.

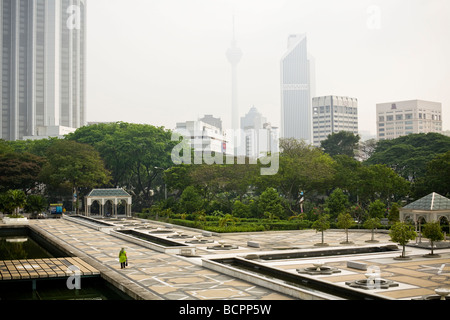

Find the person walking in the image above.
[{"left": 119, "top": 248, "right": 127, "bottom": 269}]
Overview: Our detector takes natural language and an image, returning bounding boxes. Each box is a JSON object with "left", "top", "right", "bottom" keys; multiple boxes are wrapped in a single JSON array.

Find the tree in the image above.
[
  {"left": 25, "top": 195, "right": 48, "bottom": 218},
  {"left": 422, "top": 221, "right": 444, "bottom": 256},
  {"left": 324, "top": 188, "right": 349, "bottom": 219},
  {"left": 258, "top": 188, "right": 285, "bottom": 221},
  {"left": 337, "top": 213, "right": 354, "bottom": 244},
  {"left": 232, "top": 200, "right": 251, "bottom": 218},
  {"left": 321, "top": 131, "right": 360, "bottom": 158},
  {"left": 389, "top": 222, "right": 417, "bottom": 259},
  {"left": 164, "top": 164, "right": 193, "bottom": 198},
  {"left": 368, "top": 200, "right": 386, "bottom": 219},
  {"left": 365, "top": 133, "right": 450, "bottom": 182},
  {"left": 179, "top": 186, "right": 203, "bottom": 214},
  {"left": 39, "top": 140, "right": 111, "bottom": 214},
  {"left": 67, "top": 122, "right": 178, "bottom": 210},
  {"left": 388, "top": 203, "right": 400, "bottom": 224},
  {"left": 0, "top": 152, "right": 46, "bottom": 193},
  {"left": 1, "top": 190, "right": 27, "bottom": 217},
  {"left": 414, "top": 151, "right": 450, "bottom": 198},
  {"left": 258, "top": 138, "right": 335, "bottom": 214},
  {"left": 364, "top": 218, "right": 381, "bottom": 243},
  {"left": 312, "top": 214, "right": 330, "bottom": 246}
]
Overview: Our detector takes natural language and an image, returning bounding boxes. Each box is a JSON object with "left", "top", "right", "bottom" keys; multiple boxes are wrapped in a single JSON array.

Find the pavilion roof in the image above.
[
  {"left": 87, "top": 188, "right": 131, "bottom": 198},
  {"left": 403, "top": 192, "right": 450, "bottom": 211}
]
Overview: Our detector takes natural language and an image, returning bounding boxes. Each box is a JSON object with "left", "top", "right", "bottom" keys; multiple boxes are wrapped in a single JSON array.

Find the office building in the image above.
[
  {"left": 1, "top": 0, "right": 87, "bottom": 141},
  {"left": 175, "top": 117, "right": 231, "bottom": 155},
  {"left": 280, "top": 34, "right": 315, "bottom": 143},
  {"left": 312, "top": 96, "right": 359, "bottom": 147},
  {"left": 376, "top": 100, "right": 442, "bottom": 140}
]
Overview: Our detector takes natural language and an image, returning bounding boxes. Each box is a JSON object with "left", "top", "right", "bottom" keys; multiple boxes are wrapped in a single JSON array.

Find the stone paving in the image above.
[{"left": 12, "top": 218, "right": 450, "bottom": 300}]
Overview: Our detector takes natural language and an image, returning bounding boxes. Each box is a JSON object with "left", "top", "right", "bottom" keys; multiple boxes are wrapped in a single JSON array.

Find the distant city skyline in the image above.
[{"left": 86, "top": 0, "right": 450, "bottom": 137}]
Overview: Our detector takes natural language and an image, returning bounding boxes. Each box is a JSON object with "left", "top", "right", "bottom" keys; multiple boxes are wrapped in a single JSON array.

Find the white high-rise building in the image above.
[
  {"left": 312, "top": 96, "right": 359, "bottom": 147},
  {"left": 280, "top": 34, "right": 315, "bottom": 143},
  {"left": 240, "top": 106, "right": 279, "bottom": 159},
  {"left": 175, "top": 118, "right": 231, "bottom": 156},
  {"left": 376, "top": 100, "right": 442, "bottom": 140},
  {"left": 1, "top": 0, "right": 87, "bottom": 141}
]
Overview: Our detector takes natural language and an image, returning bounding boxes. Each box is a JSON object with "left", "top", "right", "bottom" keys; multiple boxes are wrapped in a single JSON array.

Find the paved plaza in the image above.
[{"left": 5, "top": 217, "right": 450, "bottom": 300}]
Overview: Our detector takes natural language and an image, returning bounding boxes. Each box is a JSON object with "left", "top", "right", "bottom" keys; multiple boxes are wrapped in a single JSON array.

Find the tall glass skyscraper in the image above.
[
  {"left": 1, "top": 0, "right": 86, "bottom": 141},
  {"left": 280, "top": 34, "right": 315, "bottom": 143}
]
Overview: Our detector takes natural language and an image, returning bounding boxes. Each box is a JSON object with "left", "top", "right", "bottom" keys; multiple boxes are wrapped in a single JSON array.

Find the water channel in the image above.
[{"left": 0, "top": 227, "right": 132, "bottom": 300}]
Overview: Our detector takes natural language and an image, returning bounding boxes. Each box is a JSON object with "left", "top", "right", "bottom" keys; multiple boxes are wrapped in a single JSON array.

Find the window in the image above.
[
  {"left": 396, "top": 115, "right": 403, "bottom": 121},
  {"left": 386, "top": 115, "right": 394, "bottom": 121}
]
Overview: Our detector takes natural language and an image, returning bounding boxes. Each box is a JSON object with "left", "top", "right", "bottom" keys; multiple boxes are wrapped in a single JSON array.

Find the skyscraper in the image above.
[
  {"left": 1, "top": 0, "right": 87, "bottom": 141},
  {"left": 280, "top": 34, "right": 315, "bottom": 143},
  {"left": 226, "top": 15, "right": 242, "bottom": 132}
]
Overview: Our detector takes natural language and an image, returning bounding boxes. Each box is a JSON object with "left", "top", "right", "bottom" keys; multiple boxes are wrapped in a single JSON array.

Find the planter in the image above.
[{"left": 2, "top": 217, "right": 29, "bottom": 225}]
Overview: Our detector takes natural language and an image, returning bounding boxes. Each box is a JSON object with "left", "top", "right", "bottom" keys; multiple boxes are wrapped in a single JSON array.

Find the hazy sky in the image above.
[{"left": 86, "top": 0, "right": 450, "bottom": 137}]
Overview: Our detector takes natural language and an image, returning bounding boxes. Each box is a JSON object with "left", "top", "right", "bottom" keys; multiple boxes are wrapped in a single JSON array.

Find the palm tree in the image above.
[{"left": 9, "top": 190, "right": 27, "bottom": 217}]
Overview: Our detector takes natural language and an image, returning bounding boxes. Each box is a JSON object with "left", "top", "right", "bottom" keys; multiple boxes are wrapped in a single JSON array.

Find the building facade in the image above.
[
  {"left": 241, "top": 106, "right": 279, "bottom": 159},
  {"left": 280, "top": 34, "right": 315, "bottom": 143},
  {"left": 175, "top": 118, "right": 231, "bottom": 156},
  {"left": 312, "top": 96, "right": 359, "bottom": 147},
  {"left": 376, "top": 100, "right": 442, "bottom": 140},
  {"left": 1, "top": 0, "right": 87, "bottom": 141}
]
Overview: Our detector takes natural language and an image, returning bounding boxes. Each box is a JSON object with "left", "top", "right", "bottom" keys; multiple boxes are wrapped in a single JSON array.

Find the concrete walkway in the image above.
[
  {"left": 28, "top": 219, "right": 291, "bottom": 300},
  {"left": 18, "top": 218, "right": 450, "bottom": 300}
]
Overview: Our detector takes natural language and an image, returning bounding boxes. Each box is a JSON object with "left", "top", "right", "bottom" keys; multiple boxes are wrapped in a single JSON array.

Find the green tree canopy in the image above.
[
  {"left": 422, "top": 221, "right": 444, "bottom": 256},
  {"left": 67, "top": 122, "right": 178, "bottom": 210},
  {"left": 337, "top": 212, "right": 354, "bottom": 243},
  {"left": 39, "top": 140, "right": 111, "bottom": 212},
  {"left": 389, "top": 222, "right": 417, "bottom": 258},
  {"left": 368, "top": 200, "right": 386, "bottom": 219},
  {"left": 179, "top": 186, "right": 203, "bottom": 214},
  {"left": 258, "top": 138, "right": 335, "bottom": 214},
  {"left": 320, "top": 131, "right": 361, "bottom": 158},
  {"left": 414, "top": 151, "right": 450, "bottom": 198},
  {"left": 0, "top": 152, "right": 46, "bottom": 193},
  {"left": 258, "top": 187, "right": 285, "bottom": 220},
  {"left": 365, "top": 133, "right": 450, "bottom": 182},
  {"left": 0, "top": 190, "right": 27, "bottom": 217},
  {"left": 312, "top": 214, "right": 331, "bottom": 245},
  {"left": 324, "top": 188, "right": 349, "bottom": 219}
]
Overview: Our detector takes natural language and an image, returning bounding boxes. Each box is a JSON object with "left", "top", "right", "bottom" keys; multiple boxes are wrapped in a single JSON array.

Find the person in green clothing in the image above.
[{"left": 119, "top": 248, "right": 127, "bottom": 269}]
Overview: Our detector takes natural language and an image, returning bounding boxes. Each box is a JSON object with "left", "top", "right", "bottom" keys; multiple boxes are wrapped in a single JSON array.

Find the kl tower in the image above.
[{"left": 226, "top": 15, "right": 243, "bottom": 133}]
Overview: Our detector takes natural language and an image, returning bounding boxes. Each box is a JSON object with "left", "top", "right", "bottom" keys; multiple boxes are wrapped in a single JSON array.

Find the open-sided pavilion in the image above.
[
  {"left": 400, "top": 192, "right": 450, "bottom": 230},
  {"left": 85, "top": 188, "right": 132, "bottom": 218}
]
